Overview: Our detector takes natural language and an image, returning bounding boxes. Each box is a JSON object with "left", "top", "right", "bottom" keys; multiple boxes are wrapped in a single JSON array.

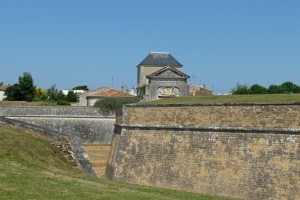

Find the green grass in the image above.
[
  {"left": 142, "top": 94, "right": 300, "bottom": 104},
  {"left": 0, "top": 123, "right": 232, "bottom": 200}
]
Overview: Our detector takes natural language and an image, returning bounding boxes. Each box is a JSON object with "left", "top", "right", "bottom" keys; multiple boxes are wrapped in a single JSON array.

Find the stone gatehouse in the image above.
[{"left": 137, "top": 52, "right": 190, "bottom": 101}]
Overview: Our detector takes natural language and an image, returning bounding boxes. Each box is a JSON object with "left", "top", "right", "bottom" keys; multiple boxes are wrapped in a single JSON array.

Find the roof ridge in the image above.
[{"left": 137, "top": 52, "right": 183, "bottom": 67}]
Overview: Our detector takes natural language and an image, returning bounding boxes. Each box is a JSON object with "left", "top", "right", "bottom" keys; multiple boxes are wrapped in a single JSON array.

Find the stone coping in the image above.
[
  {"left": 127, "top": 102, "right": 300, "bottom": 108},
  {"left": 114, "top": 123, "right": 300, "bottom": 134},
  {"left": 0, "top": 105, "right": 99, "bottom": 109},
  {"left": 6, "top": 115, "right": 115, "bottom": 119}
]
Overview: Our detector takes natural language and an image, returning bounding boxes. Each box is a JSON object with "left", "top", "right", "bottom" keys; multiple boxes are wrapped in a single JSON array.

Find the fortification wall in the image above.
[
  {"left": 121, "top": 103, "right": 300, "bottom": 128},
  {"left": 0, "top": 105, "right": 113, "bottom": 116},
  {"left": 0, "top": 106, "right": 115, "bottom": 144},
  {"left": 107, "top": 103, "right": 300, "bottom": 200}
]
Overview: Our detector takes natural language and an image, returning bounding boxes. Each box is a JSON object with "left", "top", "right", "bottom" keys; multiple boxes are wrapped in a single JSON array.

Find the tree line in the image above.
[
  {"left": 4, "top": 72, "right": 89, "bottom": 104},
  {"left": 231, "top": 81, "right": 300, "bottom": 95}
]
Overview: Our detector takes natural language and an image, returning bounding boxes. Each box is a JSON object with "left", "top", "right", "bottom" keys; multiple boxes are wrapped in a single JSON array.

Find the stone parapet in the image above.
[
  {"left": 108, "top": 103, "right": 300, "bottom": 200},
  {"left": 0, "top": 106, "right": 114, "bottom": 117}
]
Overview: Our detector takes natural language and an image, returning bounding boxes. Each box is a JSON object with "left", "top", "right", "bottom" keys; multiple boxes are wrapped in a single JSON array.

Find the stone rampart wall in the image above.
[
  {"left": 122, "top": 103, "right": 300, "bottom": 128},
  {"left": 107, "top": 103, "right": 300, "bottom": 200},
  {"left": 0, "top": 106, "right": 115, "bottom": 144},
  {"left": 0, "top": 106, "right": 114, "bottom": 117}
]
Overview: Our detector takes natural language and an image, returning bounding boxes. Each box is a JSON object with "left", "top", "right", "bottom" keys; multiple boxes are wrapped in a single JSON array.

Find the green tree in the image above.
[
  {"left": 56, "top": 91, "right": 66, "bottom": 101},
  {"left": 4, "top": 72, "right": 36, "bottom": 101},
  {"left": 47, "top": 84, "right": 59, "bottom": 101},
  {"left": 231, "top": 83, "right": 249, "bottom": 95},
  {"left": 268, "top": 84, "right": 283, "bottom": 94},
  {"left": 280, "top": 81, "right": 300, "bottom": 94},
  {"left": 249, "top": 84, "right": 267, "bottom": 94},
  {"left": 73, "top": 85, "right": 89, "bottom": 91},
  {"left": 18, "top": 72, "right": 36, "bottom": 101},
  {"left": 4, "top": 83, "right": 22, "bottom": 101},
  {"left": 66, "top": 91, "right": 78, "bottom": 102}
]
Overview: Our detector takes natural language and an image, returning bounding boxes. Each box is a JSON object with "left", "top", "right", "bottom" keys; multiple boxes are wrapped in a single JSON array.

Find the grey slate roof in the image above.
[{"left": 137, "top": 52, "right": 183, "bottom": 67}]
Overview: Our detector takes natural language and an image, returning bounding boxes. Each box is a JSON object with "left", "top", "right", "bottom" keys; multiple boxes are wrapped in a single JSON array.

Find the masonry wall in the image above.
[
  {"left": 0, "top": 106, "right": 115, "bottom": 144},
  {"left": 107, "top": 103, "right": 300, "bottom": 200},
  {"left": 0, "top": 106, "right": 113, "bottom": 116}
]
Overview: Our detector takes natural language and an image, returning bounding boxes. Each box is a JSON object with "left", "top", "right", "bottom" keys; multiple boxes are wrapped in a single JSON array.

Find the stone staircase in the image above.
[{"left": 83, "top": 144, "right": 111, "bottom": 177}]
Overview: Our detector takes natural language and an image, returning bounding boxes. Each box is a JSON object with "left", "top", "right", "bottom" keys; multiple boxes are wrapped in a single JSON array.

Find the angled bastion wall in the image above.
[
  {"left": 107, "top": 103, "right": 300, "bottom": 200},
  {"left": 0, "top": 106, "right": 115, "bottom": 144}
]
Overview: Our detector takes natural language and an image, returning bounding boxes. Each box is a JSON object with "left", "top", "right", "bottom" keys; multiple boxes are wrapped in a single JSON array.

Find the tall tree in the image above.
[
  {"left": 47, "top": 84, "right": 59, "bottom": 101},
  {"left": 19, "top": 72, "right": 36, "bottom": 101},
  {"left": 5, "top": 72, "right": 36, "bottom": 101}
]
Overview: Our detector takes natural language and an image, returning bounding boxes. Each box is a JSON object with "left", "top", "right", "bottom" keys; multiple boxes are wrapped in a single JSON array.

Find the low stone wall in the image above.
[
  {"left": 8, "top": 116, "right": 114, "bottom": 144},
  {"left": 0, "top": 106, "right": 115, "bottom": 144},
  {"left": 107, "top": 103, "right": 300, "bottom": 200},
  {"left": 0, "top": 105, "right": 113, "bottom": 117}
]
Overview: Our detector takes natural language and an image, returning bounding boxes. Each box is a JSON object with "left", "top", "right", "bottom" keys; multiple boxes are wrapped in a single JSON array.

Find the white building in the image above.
[
  {"left": 0, "top": 85, "right": 9, "bottom": 100},
  {"left": 61, "top": 89, "right": 85, "bottom": 95}
]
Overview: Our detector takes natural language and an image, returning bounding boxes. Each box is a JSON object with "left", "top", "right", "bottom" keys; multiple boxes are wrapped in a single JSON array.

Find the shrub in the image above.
[
  {"left": 249, "top": 84, "right": 267, "bottom": 94},
  {"left": 231, "top": 83, "right": 249, "bottom": 95},
  {"left": 66, "top": 91, "right": 77, "bottom": 102},
  {"left": 57, "top": 100, "right": 70, "bottom": 106},
  {"left": 94, "top": 97, "right": 140, "bottom": 112},
  {"left": 268, "top": 84, "right": 284, "bottom": 94},
  {"left": 35, "top": 87, "right": 48, "bottom": 100}
]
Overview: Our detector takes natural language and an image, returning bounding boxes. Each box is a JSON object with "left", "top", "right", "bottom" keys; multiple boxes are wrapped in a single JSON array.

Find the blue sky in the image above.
[{"left": 0, "top": 0, "right": 299, "bottom": 94}]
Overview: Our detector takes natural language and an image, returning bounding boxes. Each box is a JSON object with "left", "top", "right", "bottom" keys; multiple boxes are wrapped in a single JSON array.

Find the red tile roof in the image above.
[{"left": 91, "top": 88, "right": 133, "bottom": 97}]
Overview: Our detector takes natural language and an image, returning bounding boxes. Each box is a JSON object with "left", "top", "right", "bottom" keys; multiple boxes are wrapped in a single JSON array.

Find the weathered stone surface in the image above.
[
  {"left": 0, "top": 106, "right": 115, "bottom": 144},
  {"left": 69, "top": 136, "right": 96, "bottom": 176},
  {"left": 107, "top": 103, "right": 300, "bottom": 200},
  {"left": 122, "top": 103, "right": 300, "bottom": 129},
  {"left": 8, "top": 117, "right": 114, "bottom": 144},
  {"left": 0, "top": 106, "right": 114, "bottom": 117}
]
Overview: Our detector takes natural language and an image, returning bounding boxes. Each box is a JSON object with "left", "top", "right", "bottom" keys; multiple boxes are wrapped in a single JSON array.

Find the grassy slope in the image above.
[
  {"left": 0, "top": 123, "right": 232, "bottom": 200},
  {"left": 143, "top": 94, "right": 300, "bottom": 104}
]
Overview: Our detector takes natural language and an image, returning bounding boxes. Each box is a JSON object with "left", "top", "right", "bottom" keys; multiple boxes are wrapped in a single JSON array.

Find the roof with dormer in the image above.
[{"left": 137, "top": 52, "right": 183, "bottom": 67}]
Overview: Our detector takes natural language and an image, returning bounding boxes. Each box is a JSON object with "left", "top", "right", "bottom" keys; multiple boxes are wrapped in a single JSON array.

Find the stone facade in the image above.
[
  {"left": 107, "top": 103, "right": 300, "bottom": 200},
  {"left": 146, "top": 66, "right": 190, "bottom": 101},
  {"left": 136, "top": 52, "right": 190, "bottom": 101}
]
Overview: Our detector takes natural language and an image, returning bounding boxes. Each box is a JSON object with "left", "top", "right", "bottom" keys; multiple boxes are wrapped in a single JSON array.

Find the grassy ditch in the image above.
[
  {"left": 0, "top": 123, "right": 232, "bottom": 200},
  {"left": 142, "top": 94, "right": 300, "bottom": 104}
]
